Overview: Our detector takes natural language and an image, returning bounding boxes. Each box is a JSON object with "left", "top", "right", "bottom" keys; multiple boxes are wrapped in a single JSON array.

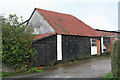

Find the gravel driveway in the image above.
[{"left": 5, "top": 56, "right": 111, "bottom": 79}]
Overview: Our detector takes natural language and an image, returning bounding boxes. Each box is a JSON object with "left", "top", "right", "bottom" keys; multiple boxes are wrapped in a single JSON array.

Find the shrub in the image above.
[
  {"left": 111, "top": 40, "right": 120, "bottom": 78},
  {"left": 2, "top": 14, "right": 36, "bottom": 71}
]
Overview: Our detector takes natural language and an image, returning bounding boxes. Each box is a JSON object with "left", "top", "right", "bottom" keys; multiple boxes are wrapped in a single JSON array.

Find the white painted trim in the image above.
[
  {"left": 101, "top": 37, "right": 104, "bottom": 53},
  {"left": 57, "top": 34, "right": 62, "bottom": 60}
]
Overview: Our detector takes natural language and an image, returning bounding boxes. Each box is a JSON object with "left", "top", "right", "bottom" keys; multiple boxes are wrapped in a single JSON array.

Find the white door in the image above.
[{"left": 91, "top": 39, "right": 97, "bottom": 55}]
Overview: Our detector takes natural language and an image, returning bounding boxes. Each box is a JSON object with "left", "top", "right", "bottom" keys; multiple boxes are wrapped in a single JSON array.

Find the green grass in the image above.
[
  {"left": 26, "top": 67, "right": 43, "bottom": 73},
  {"left": 2, "top": 67, "right": 43, "bottom": 77},
  {"left": 104, "top": 72, "right": 120, "bottom": 80},
  {"left": 104, "top": 72, "right": 114, "bottom": 78}
]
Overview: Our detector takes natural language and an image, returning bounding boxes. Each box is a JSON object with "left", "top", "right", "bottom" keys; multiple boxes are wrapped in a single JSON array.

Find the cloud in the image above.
[
  {"left": 81, "top": 14, "right": 118, "bottom": 31},
  {"left": 0, "top": 0, "right": 118, "bottom": 31},
  {"left": 50, "top": 0, "right": 119, "bottom": 3}
]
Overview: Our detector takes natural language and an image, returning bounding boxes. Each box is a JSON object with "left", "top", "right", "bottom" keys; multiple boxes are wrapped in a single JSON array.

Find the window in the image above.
[
  {"left": 103, "top": 37, "right": 110, "bottom": 44},
  {"left": 91, "top": 39, "right": 97, "bottom": 46}
]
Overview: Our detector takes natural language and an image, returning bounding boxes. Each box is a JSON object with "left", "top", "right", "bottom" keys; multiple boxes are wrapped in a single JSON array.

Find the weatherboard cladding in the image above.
[
  {"left": 36, "top": 8, "right": 101, "bottom": 37},
  {"left": 32, "top": 34, "right": 91, "bottom": 66},
  {"left": 32, "top": 35, "right": 57, "bottom": 66},
  {"left": 62, "top": 35, "right": 91, "bottom": 62}
]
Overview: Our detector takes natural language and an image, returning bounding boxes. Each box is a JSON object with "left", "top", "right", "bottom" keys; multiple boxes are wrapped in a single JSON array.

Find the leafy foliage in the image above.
[
  {"left": 104, "top": 72, "right": 114, "bottom": 79},
  {"left": 111, "top": 40, "right": 120, "bottom": 78},
  {"left": 104, "top": 72, "right": 120, "bottom": 80},
  {"left": 2, "top": 14, "right": 36, "bottom": 70},
  {"left": 0, "top": 15, "right": 2, "bottom": 53},
  {"left": 26, "top": 67, "right": 43, "bottom": 73}
]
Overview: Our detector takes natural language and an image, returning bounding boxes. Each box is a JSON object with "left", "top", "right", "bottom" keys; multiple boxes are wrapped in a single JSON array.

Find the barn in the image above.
[
  {"left": 27, "top": 8, "right": 103, "bottom": 67},
  {"left": 96, "top": 29, "right": 120, "bottom": 52}
]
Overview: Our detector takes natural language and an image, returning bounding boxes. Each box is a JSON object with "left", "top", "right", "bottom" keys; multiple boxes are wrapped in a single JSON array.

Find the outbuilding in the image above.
[
  {"left": 27, "top": 8, "right": 103, "bottom": 66},
  {"left": 96, "top": 29, "right": 120, "bottom": 52}
]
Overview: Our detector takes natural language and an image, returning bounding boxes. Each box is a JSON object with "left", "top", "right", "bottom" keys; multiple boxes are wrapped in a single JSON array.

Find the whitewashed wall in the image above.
[{"left": 28, "top": 10, "right": 55, "bottom": 34}]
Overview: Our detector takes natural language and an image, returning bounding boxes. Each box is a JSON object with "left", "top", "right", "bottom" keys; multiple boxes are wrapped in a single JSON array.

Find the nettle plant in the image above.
[{"left": 2, "top": 14, "right": 36, "bottom": 70}]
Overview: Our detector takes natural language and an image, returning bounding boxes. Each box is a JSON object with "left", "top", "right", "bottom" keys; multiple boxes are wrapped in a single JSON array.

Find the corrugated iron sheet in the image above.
[
  {"left": 36, "top": 8, "right": 102, "bottom": 37},
  {"left": 97, "top": 31, "right": 120, "bottom": 37},
  {"left": 34, "top": 33, "right": 56, "bottom": 40}
]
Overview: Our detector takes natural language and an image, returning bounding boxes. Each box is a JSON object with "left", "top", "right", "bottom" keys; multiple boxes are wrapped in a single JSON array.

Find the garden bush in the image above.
[
  {"left": 2, "top": 14, "right": 36, "bottom": 71},
  {"left": 111, "top": 40, "right": 120, "bottom": 78}
]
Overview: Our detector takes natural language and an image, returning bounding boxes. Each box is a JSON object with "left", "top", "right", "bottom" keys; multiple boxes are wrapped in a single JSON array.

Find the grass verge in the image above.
[
  {"left": 2, "top": 67, "right": 43, "bottom": 77},
  {"left": 104, "top": 72, "right": 120, "bottom": 80}
]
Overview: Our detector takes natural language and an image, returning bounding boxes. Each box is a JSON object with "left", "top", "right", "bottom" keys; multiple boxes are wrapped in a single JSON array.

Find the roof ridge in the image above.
[
  {"left": 31, "top": 8, "right": 102, "bottom": 37},
  {"left": 35, "top": 8, "right": 74, "bottom": 17}
]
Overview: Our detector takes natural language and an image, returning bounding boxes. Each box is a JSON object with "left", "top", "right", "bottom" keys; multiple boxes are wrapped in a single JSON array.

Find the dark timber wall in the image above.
[
  {"left": 32, "top": 35, "right": 57, "bottom": 67},
  {"left": 32, "top": 34, "right": 91, "bottom": 66},
  {"left": 62, "top": 35, "right": 91, "bottom": 62}
]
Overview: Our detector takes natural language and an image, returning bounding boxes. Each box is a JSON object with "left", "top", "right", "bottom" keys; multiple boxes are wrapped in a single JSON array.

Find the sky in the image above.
[{"left": 0, "top": 0, "right": 119, "bottom": 31}]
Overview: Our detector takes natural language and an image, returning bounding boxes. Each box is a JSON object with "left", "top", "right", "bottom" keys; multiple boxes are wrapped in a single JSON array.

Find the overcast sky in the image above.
[{"left": 0, "top": 0, "right": 119, "bottom": 31}]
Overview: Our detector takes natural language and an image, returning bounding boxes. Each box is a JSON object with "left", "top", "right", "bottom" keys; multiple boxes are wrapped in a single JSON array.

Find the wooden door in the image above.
[{"left": 97, "top": 40, "right": 101, "bottom": 56}]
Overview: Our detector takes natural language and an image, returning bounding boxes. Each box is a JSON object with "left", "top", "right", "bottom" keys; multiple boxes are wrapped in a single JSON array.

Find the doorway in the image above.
[{"left": 91, "top": 39, "right": 97, "bottom": 55}]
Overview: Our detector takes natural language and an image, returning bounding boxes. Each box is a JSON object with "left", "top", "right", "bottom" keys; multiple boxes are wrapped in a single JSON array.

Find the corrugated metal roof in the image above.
[
  {"left": 97, "top": 30, "right": 120, "bottom": 37},
  {"left": 34, "top": 33, "right": 56, "bottom": 40},
  {"left": 36, "top": 8, "right": 102, "bottom": 37}
]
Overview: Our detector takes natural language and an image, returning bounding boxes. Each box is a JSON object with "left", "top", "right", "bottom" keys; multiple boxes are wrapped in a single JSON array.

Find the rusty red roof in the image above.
[
  {"left": 35, "top": 8, "right": 102, "bottom": 37},
  {"left": 34, "top": 33, "right": 56, "bottom": 40},
  {"left": 96, "top": 30, "right": 120, "bottom": 37}
]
